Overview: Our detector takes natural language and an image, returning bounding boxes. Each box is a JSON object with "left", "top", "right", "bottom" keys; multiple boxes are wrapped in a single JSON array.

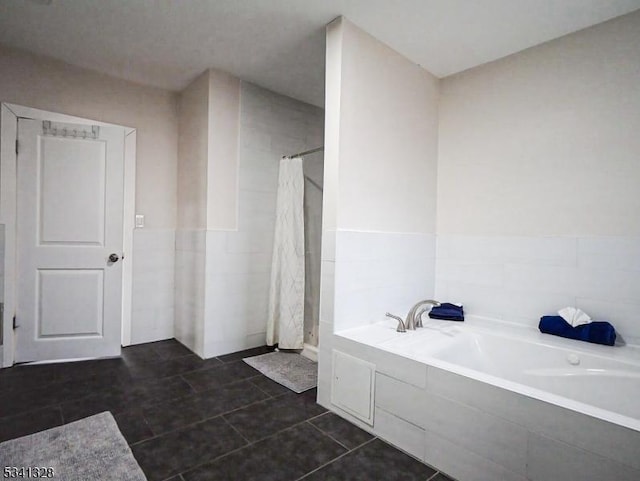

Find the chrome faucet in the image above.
[
  {"left": 386, "top": 300, "right": 440, "bottom": 333},
  {"left": 406, "top": 300, "right": 440, "bottom": 330}
]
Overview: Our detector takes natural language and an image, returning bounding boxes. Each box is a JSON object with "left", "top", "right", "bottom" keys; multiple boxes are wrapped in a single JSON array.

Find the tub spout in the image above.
[{"left": 406, "top": 300, "right": 440, "bottom": 330}]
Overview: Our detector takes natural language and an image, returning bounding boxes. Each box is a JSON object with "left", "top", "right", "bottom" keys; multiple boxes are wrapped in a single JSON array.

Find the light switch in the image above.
[{"left": 135, "top": 214, "right": 145, "bottom": 228}]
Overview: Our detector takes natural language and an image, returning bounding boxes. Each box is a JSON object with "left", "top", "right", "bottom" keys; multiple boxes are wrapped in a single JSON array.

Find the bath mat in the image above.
[
  {"left": 0, "top": 411, "right": 147, "bottom": 481},
  {"left": 244, "top": 351, "right": 317, "bottom": 393}
]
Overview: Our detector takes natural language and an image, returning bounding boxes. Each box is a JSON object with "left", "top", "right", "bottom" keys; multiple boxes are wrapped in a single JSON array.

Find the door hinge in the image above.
[
  {"left": 15, "top": 139, "right": 19, "bottom": 155},
  {"left": 13, "top": 315, "right": 17, "bottom": 329}
]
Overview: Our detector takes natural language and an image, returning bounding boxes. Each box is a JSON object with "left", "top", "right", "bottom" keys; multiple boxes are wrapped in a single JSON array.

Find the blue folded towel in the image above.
[
  {"left": 538, "top": 315, "right": 616, "bottom": 346},
  {"left": 429, "top": 303, "right": 464, "bottom": 322}
]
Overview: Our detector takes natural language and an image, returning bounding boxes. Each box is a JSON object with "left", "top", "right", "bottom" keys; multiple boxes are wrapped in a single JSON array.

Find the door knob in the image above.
[{"left": 108, "top": 253, "right": 120, "bottom": 263}]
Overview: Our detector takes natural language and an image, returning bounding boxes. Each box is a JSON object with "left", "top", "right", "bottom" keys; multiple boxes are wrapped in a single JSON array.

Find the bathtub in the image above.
[
  {"left": 332, "top": 316, "right": 640, "bottom": 480},
  {"left": 340, "top": 316, "right": 640, "bottom": 430}
]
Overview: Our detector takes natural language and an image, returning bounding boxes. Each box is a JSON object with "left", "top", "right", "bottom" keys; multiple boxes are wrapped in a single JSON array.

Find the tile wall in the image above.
[
  {"left": 201, "top": 82, "right": 324, "bottom": 357},
  {"left": 0, "top": 224, "right": 4, "bottom": 347},
  {"left": 435, "top": 235, "right": 640, "bottom": 345},
  {"left": 131, "top": 228, "right": 176, "bottom": 344},
  {"left": 333, "top": 230, "right": 437, "bottom": 332},
  {"left": 174, "top": 229, "right": 206, "bottom": 355},
  {"left": 317, "top": 228, "right": 437, "bottom": 407}
]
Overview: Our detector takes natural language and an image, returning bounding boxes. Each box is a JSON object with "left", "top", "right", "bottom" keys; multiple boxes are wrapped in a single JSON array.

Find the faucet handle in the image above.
[{"left": 386, "top": 312, "right": 406, "bottom": 333}]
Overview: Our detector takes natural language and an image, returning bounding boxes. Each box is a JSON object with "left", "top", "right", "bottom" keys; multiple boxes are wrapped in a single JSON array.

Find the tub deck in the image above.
[{"left": 336, "top": 316, "right": 640, "bottom": 431}]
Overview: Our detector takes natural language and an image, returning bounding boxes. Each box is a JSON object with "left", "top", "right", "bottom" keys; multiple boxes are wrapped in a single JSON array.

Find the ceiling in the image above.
[{"left": 1, "top": 0, "right": 639, "bottom": 107}]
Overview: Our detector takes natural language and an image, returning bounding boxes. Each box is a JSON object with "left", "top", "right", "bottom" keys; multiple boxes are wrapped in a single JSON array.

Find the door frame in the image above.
[{"left": 0, "top": 103, "right": 137, "bottom": 367}]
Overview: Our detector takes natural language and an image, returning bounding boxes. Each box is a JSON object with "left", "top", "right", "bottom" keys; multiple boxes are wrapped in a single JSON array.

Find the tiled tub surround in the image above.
[
  {"left": 435, "top": 235, "right": 640, "bottom": 346},
  {"left": 330, "top": 230, "right": 437, "bottom": 332},
  {"left": 329, "top": 319, "right": 640, "bottom": 481}
]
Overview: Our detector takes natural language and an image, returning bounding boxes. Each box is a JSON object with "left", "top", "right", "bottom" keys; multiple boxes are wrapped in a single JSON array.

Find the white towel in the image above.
[{"left": 558, "top": 307, "right": 591, "bottom": 327}]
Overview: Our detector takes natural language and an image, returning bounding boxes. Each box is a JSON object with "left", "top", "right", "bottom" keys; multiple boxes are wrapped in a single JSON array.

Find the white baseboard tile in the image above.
[
  {"left": 374, "top": 407, "right": 425, "bottom": 461},
  {"left": 423, "top": 391, "right": 528, "bottom": 475},
  {"left": 130, "top": 306, "right": 174, "bottom": 345},
  {"left": 527, "top": 433, "right": 640, "bottom": 481},
  {"left": 427, "top": 365, "right": 640, "bottom": 471},
  {"left": 203, "top": 332, "right": 266, "bottom": 358},
  {"left": 424, "top": 428, "right": 527, "bottom": 481},
  {"left": 375, "top": 373, "right": 425, "bottom": 429}
]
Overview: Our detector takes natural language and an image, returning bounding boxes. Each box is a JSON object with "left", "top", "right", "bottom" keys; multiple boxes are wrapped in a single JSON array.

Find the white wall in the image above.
[
  {"left": 177, "top": 71, "right": 209, "bottom": 231},
  {"left": 203, "top": 81, "right": 324, "bottom": 357},
  {"left": 174, "top": 69, "right": 241, "bottom": 356},
  {"left": 319, "top": 17, "right": 440, "bottom": 405},
  {"left": 336, "top": 19, "right": 439, "bottom": 234},
  {"left": 174, "top": 72, "right": 211, "bottom": 354},
  {"left": 436, "top": 10, "right": 640, "bottom": 344},
  {"left": 207, "top": 70, "right": 240, "bottom": 230},
  {"left": 0, "top": 44, "right": 179, "bottom": 347},
  {"left": 322, "top": 16, "right": 440, "bottom": 330},
  {"left": 438, "top": 11, "right": 640, "bottom": 238},
  {"left": 0, "top": 43, "right": 178, "bottom": 229}
]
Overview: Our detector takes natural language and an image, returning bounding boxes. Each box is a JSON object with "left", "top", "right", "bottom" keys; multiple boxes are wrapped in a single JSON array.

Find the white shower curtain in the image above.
[{"left": 267, "top": 156, "right": 305, "bottom": 349}]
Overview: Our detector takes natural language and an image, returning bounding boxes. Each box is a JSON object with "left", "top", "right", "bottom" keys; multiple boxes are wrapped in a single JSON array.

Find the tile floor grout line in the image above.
[
  {"left": 3, "top": 398, "right": 76, "bottom": 427},
  {"left": 128, "top": 356, "right": 241, "bottom": 383},
  {"left": 176, "top": 413, "right": 333, "bottom": 480},
  {"left": 305, "top": 419, "right": 351, "bottom": 452},
  {"left": 1, "top": 356, "right": 250, "bottom": 420},
  {"left": 0, "top": 347, "right": 266, "bottom": 436},
  {"left": 248, "top": 380, "right": 277, "bottom": 399},
  {"left": 179, "top": 375, "right": 200, "bottom": 394},
  {"left": 136, "top": 409, "right": 161, "bottom": 441},
  {"left": 221, "top": 415, "right": 252, "bottom": 445},
  {"left": 294, "top": 437, "right": 378, "bottom": 481},
  {"left": 128, "top": 392, "right": 293, "bottom": 447},
  {"left": 177, "top": 369, "right": 262, "bottom": 394},
  {"left": 2, "top": 388, "right": 96, "bottom": 422},
  {"left": 218, "top": 408, "right": 330, "bottom": 446},
  {"left": 3, "top": 371, "right": 193, "bottom": 426}
]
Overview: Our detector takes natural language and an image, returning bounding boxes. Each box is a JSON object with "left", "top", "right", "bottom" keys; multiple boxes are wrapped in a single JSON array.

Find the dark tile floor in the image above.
[{"left": 0, "top": 339, "right": 454, "bottom": 481}]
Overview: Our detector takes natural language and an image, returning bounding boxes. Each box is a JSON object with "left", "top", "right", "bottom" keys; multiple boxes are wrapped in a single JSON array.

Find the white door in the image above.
[{"left": 15, "top": 118, "right": 125, "bottom": 362}]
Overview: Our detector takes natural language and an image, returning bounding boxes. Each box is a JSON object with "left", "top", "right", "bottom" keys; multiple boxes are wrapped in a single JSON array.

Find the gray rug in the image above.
[
  {"left": 244, "top": 351, "right": 317, "bottom": 393},
  {"left": 0, "top": 412, "right": 147, "bottom": 481}
]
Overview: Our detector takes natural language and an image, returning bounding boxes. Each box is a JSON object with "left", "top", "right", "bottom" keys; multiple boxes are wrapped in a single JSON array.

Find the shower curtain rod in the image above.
[{"left": 283, "top": 146, "right": 324, "bottom": 158}]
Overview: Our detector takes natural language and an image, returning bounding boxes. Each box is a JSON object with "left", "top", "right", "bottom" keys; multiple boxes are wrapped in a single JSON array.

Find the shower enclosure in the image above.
[{"left": 228, "top": 81, "right": 323, "bottom": 355}]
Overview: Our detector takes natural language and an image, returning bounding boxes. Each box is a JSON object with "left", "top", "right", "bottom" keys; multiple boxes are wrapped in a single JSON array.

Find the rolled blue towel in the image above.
[
  {"left": 539, "top": 315, "right": 616, "bottom": 346},
  {"left": 429, "top": 303, "right": 464, "bottom": 322}
]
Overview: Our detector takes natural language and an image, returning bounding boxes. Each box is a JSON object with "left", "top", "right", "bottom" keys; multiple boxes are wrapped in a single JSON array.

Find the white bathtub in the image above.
[{"left": 338, "top": 316, "right": 640, "bottom": 432}]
